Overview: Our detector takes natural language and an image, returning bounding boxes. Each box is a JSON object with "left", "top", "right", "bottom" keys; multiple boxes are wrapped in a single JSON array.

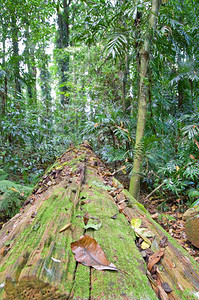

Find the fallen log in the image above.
[{"left": 0, "top": 142, "right": 199, "bottom": 300}]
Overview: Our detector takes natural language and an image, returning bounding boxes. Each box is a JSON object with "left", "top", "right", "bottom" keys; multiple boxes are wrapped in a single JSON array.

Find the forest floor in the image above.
[
  {"left": 142, "top": 196, "right": 199, "bottom": 263},
  {"left": 112, "top": 170, "right": 199, "bottom": 263}
]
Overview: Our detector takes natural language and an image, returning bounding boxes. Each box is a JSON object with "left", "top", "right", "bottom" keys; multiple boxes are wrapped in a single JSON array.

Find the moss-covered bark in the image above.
[
  {"left": 0, "top": 142, "right": 199, "bottom": 299},
  {"left": 129, "top": 0, "right": 161, "bottom": 200}
]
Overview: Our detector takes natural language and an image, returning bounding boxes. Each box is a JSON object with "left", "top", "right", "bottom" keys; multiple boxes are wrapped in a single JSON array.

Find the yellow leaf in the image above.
[
  {"left": 119, "top": 165, "right": 126, "bottom": 174},
  {"left": 134, "top": 228, "right": 152, "bottom": 245},
  {"left": 176, "top": 165, "right": 179, "bottom": 172},
  {"left": 10, "top": 188, "right": 19, "bottom": 192},
  {"left": 131, "top": 218, "right": 142, "bottom": 228},
  {"left": 94, "top": 123, "right": 99, "bottom": 128},
  {"left": 141, "top": 241, "right": 150, "bottom": 249},
  {"left": 59, "top": 223, "right": 71, "bottom": 233}
]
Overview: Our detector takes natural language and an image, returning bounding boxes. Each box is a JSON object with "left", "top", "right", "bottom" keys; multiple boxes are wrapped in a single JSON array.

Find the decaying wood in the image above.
[
  {"left": 0, "top": 142, "right": 199, "bottom": 300},
  {"left": 184, "top": 206, "right": 199, "bottom": 248}
]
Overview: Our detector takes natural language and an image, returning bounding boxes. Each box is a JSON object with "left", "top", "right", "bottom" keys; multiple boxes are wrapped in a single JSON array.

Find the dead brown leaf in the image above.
[
  {"left": 157, "top": 285, "right": 169, "bottom": 300},
  {"left": 0, "top": 246, "right": 9, "bottom": 257},
  {"left": 161, "top": 282, "right": 173, "bottom": 293},
  {"left": 81, "top": 199, "right": 92, "bottom": 205},
  {"left": 147, "top": 249, "right": 165, "bottom": 272},
  {"left": 111, "top": 213, "right": 118, "bottom": 220},
  {"left": 151, "top": 213, "right": 159, "bottom": 219},
  {"left": 83, "top": 213, "right": 89, "bottom": 225},
  {"left": 159, "top": 236, "right": 168, "bottom": 248},
  {"left": 71, "top": 235, "right": 118, "bottom": 271}
]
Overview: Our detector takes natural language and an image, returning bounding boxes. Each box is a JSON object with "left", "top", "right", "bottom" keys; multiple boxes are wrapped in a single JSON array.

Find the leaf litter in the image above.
[{"left": 71, "top": 235, "right": 118, "bottom": 271}]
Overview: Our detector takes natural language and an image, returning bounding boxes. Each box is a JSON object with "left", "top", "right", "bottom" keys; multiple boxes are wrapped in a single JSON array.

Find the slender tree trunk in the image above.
[
  {"left": 11, "top": 14, "right": 21, "bottom": 97},
  {"left": 148, "top": 72, "right": 157, "bottom": 135},
  {"left": 122, "top": 53, "right": 130, "bottom": 112},
  {"left": 177, "top": 80, "right": 184, "bottom": 111},
  {"left": 56, "top": 0, "right": 71, "bottom": 105},
  {"left": 3, "top": 77, "right": 7, "bottom": 114},
  {"left": 1, "top": 38, "right": 7, "bottom": 116},
  {"left": 129, "top": 0, "right": 161, "bottom": 199},
  {"left": 24, "top": 24, "right": 37, "bottom": 107},
  {"left": 40, "top": 50, "right": 52, "bottom": 119}
]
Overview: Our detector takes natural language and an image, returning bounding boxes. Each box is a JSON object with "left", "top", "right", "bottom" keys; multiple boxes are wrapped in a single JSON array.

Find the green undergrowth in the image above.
[{"left": 0, "top": 170, "right": 32, "bottom": 221}]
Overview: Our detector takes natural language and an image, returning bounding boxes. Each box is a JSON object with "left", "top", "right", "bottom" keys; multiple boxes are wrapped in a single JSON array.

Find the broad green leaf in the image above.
[
  {"left": 84, "top": 221, "right": 102, "bottom": 231},
  {"left": 191, "top": 199, "right": 199, "bottom": 207}
]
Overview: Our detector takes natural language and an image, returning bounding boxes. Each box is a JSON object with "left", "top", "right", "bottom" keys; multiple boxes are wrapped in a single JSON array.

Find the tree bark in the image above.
[
  {"left": 56, "top": 0, "right": 71, "bottom": 105},
  {"left": 0, "top": 37, "right": 7, "bottom": 116},
  {"left": 11, "top": 14, "right": 21, "bottom": 97},
  {"left": 39, "top": 47, "right": 52, "bottom": 118},
  {"left": 0, "top": 142, "right": 199, "bottom": 299},
  {"left": 24, "top": 23, "right": 37, "bottom": 107},
  {"left": 122, "top": 53, "right": 130, "bottom": 112},
  {"left": 129, "top": 0, "right": 161, "bottom": 200}
]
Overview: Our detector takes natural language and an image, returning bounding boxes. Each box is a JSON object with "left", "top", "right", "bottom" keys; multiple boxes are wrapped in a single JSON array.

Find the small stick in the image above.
[{"left": 145, "top": 182, "right": 165, "bottom": 200}]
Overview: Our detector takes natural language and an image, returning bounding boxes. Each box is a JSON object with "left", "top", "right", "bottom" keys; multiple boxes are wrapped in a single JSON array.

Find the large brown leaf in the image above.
[
  {"left": 71, "top": 235, "right": 118, "bottom": 271},
  {"left": 147, "top": 249, "right": 165, "bottom": 272}
]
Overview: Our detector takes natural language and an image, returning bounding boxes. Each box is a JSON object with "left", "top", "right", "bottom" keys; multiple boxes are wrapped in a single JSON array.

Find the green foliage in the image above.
[
  {"left": 0, "top": 102, "right": 74, "bottom": 183},
  {"left": 158, "top": 213, "right": 175, "bottom": 222},
  {"left": 0, "top": 169, "right": 9, "bottom": 181},
  {"left": 0, "top": 179, "right": 32, "bottom": 220},
  {"left": 143, "top": 110, "right": 199, "bottom": 198},
  {"left": 190, "top": 199, "right": 199, "bottom": 208},
  {"left": 187, "top": 188, "right": 199, "bottom": 201},
  {"left": 81, "top": 104, "right": 136, "bottom": 168}
]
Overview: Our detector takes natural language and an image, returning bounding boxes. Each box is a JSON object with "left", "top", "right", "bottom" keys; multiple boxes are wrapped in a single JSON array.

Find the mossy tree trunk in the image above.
[
  {"left": 129, "top": 0, "right": 161, "bottom": 200},
  {"left": 0, "top": 143, "right": 199, "bottom": 300}
]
